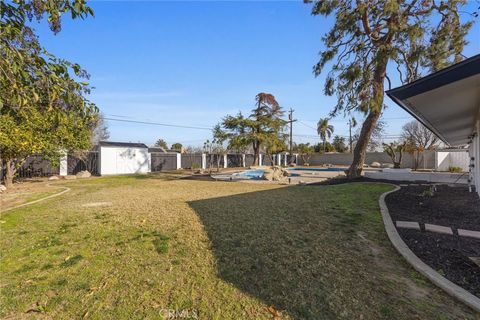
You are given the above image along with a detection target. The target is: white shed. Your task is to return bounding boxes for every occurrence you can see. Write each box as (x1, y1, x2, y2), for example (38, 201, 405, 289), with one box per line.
(99, 141, 151, 175)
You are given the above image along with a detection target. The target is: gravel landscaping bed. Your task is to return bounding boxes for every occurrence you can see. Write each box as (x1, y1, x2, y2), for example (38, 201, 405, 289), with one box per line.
(385, 184, 480, 297)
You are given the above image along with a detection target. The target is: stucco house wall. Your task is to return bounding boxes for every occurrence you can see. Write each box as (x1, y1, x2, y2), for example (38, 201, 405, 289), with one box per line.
(471, 119, 480, 196)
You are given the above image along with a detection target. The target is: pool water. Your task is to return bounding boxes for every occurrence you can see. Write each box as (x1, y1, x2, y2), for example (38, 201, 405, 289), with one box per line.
(232, 169, 301, 180)
(232, 169, 265, 179)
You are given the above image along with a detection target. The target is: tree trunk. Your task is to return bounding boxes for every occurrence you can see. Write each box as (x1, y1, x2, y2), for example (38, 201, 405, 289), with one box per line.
(347, 58, 387, 178)
(253, 143, 259, 166)
(397, 147, 404, 169)
(4, 160, 16, 188)
(347, 110, 381, 178)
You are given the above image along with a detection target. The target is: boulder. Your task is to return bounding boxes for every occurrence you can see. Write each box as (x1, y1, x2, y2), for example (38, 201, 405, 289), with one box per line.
(48, 176, 59, 181)
(262, 166, 289, 182)
(64, 175, 77, 180)
(381, 163, 394, 169)
(370, 161, 381, 168)
(0, 184, 6, 193)
(76, 170, 91, 179)
(262, 169, 274, 181)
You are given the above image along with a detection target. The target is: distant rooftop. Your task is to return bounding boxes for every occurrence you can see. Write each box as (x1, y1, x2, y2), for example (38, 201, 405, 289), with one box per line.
(99, 141, 148, 148)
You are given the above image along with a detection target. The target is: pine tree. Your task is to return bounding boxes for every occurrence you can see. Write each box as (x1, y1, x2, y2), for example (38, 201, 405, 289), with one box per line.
(306, 0, 474, 178)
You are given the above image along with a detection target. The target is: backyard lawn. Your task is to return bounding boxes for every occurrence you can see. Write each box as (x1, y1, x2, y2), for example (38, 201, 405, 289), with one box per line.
(0, 175, 477, 319)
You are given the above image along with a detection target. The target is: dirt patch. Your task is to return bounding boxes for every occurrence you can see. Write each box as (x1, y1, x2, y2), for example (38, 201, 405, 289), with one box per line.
(82, 202, 112, 208)
(386, 185, 480, 297)
(1, 181, 62, 210)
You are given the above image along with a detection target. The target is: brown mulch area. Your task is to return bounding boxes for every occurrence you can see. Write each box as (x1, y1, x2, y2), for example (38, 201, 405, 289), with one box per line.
(386, 184, 480, 297)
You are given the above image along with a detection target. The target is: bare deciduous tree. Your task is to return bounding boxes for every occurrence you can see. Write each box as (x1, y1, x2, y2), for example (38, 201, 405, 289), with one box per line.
(401, 120, 439, 150)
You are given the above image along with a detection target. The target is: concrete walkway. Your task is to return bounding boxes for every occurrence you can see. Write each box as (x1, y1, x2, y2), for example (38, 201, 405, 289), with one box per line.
(395, 221, 480, 239)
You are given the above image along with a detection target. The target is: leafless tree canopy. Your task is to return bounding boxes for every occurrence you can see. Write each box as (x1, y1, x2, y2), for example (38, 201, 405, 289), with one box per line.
(91, 114, 110, 145)
(401, 120, 439, 150)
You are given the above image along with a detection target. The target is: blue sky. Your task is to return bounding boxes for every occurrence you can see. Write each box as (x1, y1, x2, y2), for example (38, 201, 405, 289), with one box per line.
(34, 1, 480, 147)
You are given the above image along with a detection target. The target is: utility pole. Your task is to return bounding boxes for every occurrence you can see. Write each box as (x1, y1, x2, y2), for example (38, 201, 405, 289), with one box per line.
(349, 119, 353, 153)
(288, 108, 297, 161)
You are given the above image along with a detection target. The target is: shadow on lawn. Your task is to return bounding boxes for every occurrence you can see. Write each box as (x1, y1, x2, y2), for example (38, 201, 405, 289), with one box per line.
(187, 185, 382, 319)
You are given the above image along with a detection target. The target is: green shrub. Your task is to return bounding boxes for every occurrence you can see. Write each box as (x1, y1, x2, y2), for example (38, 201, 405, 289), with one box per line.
(191, 162, 201, 170)
(447, 166, 462, 173)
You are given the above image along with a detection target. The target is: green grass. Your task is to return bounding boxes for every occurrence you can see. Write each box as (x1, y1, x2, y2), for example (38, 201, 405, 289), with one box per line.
(0, 175, 477, 319)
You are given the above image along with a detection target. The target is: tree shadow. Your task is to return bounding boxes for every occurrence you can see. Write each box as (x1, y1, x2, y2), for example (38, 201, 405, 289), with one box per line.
(187, 185, 390, 319)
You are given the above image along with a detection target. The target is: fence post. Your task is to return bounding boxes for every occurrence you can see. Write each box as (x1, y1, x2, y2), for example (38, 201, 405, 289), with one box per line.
(176, 153, 181, 170)
(202, 153, 206, 170)
(59, 152, 68, 176)
(223, 154, 228, 168)
(259, 154, 263, 166)
(242, 154, 246, 167)
(147, 153, 152, 173)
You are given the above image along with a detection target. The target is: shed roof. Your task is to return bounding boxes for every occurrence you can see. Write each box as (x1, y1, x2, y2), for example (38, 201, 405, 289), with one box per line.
(99, 141, 148, 148)
(387, 54, 480, 146)
(148, 147, 167, 153)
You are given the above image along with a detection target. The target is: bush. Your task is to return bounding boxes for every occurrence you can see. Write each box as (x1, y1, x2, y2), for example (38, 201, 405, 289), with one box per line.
(448, 166, 463, 173)
(191, 163, 201, 170)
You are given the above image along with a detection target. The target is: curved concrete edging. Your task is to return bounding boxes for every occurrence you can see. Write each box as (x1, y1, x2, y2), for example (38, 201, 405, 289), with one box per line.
(1, 185, 70, 213)
(379, 185, 480, 313)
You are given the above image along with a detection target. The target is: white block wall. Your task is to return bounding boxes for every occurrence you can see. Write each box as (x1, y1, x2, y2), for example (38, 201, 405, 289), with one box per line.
(435, 150, 470, 172)
(100, 146, 150, 175)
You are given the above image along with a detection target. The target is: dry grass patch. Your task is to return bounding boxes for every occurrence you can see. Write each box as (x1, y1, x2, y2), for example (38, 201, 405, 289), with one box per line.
(1, 180, 65, 210)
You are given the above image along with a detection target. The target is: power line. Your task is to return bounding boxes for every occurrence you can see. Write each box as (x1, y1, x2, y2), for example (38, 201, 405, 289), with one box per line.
(104, 115, 403, 140)
(103, 117, 213, 131)
(298, 120, 317, 131)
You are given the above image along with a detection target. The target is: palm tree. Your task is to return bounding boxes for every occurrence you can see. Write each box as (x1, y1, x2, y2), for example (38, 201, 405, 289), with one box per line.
(317, 118, 334, 153)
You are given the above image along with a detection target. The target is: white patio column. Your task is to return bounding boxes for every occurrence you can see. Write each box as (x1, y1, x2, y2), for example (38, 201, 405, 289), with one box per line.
(242, 154, 246, 167)
(147, 153, 152, 173)
(284, 154, 288, 166)
(223, 154, 228, 168)
(277, 154, 281, 166)
(295, 154, 298, 165)
(259, 154, 263, 166)
(201, 153, 207, 170)
(59, 152, 68, 176)
(176, 153, 181, 170)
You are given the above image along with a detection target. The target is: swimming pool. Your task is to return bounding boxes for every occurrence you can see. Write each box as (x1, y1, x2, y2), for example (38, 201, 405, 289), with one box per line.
(287, 167, 345, 172)
(232, 169, 300, 180)
(232, 169, 265, 179)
